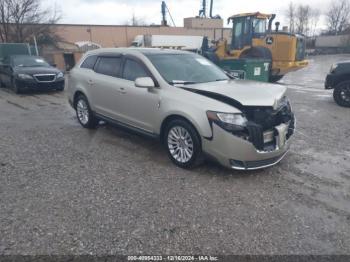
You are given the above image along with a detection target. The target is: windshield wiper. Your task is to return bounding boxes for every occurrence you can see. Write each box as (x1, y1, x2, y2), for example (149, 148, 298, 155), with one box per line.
(169, 80, 197, 85)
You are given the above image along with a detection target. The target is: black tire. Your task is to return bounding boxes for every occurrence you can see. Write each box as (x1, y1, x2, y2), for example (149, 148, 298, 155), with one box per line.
(75, 94, 99, 128)
(12, 78, 21, 94)
(333, 81, 350, 107)
(269, 75, 284, 83)
(164, 119, 204, 169)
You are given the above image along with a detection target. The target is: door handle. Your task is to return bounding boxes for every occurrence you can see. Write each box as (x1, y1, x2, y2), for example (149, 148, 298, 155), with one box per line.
(118, 87, 126, 94)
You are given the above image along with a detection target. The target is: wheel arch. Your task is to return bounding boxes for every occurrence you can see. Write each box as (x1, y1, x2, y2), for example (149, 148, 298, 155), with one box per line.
(159, 114, 203, 146)
(73, 90, 86, 109)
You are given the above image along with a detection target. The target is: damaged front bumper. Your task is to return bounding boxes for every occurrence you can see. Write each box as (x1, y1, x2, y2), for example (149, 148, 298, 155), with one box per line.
(203, 121, 293, 170)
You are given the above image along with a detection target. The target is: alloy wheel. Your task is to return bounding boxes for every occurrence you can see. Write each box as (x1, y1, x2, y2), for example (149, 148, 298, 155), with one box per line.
(167, 126, 194, 163)
(76, 99, 89, 125)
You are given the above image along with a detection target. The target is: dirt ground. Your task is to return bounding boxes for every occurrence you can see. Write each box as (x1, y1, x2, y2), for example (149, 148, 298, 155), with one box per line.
(0, 54, 349, 255)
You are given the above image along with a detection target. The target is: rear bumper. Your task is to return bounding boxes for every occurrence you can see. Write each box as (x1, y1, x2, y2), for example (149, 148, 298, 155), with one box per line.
(272, 60, 309, 76)
(15, 78, 65, 90)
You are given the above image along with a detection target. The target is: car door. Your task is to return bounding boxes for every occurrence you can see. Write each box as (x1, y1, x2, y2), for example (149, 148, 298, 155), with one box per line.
(115, 56, 161, 133)
(88, 55, 125, 120)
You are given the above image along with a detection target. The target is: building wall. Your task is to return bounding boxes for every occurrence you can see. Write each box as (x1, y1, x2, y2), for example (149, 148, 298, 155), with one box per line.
(315, 35, 350, 48)
(52, 24, 231, 48)
(184, 17, 223, 29)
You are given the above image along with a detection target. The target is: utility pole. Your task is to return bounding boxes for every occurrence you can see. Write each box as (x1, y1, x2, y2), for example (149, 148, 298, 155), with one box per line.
(33, 35, 39, 56)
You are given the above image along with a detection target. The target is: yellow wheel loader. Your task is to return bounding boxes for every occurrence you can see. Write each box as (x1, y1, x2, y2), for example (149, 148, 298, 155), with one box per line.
(206, 12, 309, 82)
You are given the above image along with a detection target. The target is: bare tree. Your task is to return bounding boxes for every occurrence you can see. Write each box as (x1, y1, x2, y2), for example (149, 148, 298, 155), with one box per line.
(295, 5, 311, 35)
(0, 0, 61, 44)
(127, 12, 147, 26)
(285, 2, 320, 36)
(326, 0, 350, 35)
(0, 0, 12, 42)
(309, 8, 321, 37)
(286, 2, 295, 34)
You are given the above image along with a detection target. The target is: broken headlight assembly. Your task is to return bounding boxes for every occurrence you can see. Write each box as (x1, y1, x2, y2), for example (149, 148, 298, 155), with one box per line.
(207, 111, 248, 132)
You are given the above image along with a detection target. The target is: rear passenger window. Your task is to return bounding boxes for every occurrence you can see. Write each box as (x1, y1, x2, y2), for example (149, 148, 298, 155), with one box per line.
(123, 59, 149, 81)
(80, 55, 97, 69)
(95, 57, 122, 77)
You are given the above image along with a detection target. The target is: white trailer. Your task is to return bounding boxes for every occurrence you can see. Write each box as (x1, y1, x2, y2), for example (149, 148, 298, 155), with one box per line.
(131, 35, 206, 52)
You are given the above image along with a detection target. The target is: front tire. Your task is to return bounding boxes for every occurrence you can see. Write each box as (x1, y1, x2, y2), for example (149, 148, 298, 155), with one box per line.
(164, 119, 203, 169)
(333, 81, 350, 107)
(75, 94, 99, 128)
(12, 78, 21, 94)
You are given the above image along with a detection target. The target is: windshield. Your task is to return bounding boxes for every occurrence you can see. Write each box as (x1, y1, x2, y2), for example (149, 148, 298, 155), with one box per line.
(12, 56, 50, 67)
(252, 18, 266, 34)
(146, 53, 229, 84)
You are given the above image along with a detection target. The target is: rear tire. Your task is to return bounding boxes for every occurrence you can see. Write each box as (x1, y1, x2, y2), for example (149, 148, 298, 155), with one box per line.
(164, 119, 204, 169)
(333, 81, 350, 107)
(75, 94, 99, 128)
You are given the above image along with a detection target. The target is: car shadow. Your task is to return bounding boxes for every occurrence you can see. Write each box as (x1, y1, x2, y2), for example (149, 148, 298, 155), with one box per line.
(97, 121, 271, 179)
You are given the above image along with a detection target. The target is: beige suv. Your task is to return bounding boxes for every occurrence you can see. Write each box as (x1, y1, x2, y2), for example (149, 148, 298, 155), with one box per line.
(67, 48, 295, 170)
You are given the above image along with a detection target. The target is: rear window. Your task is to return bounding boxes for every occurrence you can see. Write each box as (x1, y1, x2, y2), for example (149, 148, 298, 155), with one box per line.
(80, 55, 97, 69)
(94, 56, 122, 77)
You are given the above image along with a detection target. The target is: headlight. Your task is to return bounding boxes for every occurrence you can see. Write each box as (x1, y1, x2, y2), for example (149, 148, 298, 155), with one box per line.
(330, 64, 338, 73)
(207, 111, 247, 132)
(57, 72, 64, 78)
(17, 73, 33, 80)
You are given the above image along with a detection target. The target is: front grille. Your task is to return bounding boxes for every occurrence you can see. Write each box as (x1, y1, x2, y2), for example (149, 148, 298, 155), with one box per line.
(242, 101, 294, 150)
(34, 74, 56, 82)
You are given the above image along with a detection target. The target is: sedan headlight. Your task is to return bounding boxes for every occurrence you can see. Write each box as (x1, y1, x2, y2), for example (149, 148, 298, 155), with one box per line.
(207, 111, 247, 132)
(17, 73, 33, 80)
(330, 64, 338, 73)
(57, 72, 64, 78)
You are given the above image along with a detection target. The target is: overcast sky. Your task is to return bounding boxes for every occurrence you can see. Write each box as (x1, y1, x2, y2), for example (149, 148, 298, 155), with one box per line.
(42, 0, 330, 28)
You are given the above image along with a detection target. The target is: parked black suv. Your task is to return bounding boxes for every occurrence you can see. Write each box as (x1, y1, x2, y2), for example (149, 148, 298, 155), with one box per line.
(325, 60, 350, 107)
(0, 55, 64, 94)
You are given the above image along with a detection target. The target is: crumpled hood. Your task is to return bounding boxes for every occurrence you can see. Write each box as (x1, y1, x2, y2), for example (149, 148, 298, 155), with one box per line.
(184, 79, 287, 107)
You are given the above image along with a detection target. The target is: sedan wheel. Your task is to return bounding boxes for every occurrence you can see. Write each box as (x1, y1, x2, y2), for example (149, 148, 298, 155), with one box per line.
(75, 95, 98, 128)
(165, 119, 203, 168)
(12, 79, 21, 94)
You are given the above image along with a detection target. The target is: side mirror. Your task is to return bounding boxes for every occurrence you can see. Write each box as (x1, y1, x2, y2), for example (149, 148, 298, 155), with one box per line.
(135, 77, 155, 88)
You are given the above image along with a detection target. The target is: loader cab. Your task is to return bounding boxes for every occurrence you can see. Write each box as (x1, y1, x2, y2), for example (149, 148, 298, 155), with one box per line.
(229, 13, 273, 50)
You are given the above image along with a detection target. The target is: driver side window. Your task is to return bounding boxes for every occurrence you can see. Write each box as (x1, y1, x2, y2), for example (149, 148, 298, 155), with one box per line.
(122, 59, 150, 81)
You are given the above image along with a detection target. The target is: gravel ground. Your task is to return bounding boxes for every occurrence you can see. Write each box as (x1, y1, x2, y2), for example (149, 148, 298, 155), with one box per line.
(0, 55, 349, 255)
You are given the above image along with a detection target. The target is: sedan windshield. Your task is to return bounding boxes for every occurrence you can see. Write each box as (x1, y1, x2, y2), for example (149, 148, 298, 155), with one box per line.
(12, 56, 50, 67)
(146, 53, 229, 85)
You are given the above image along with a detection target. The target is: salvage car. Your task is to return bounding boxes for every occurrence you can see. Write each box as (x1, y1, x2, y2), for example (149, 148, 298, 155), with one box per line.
(67, 48, 295, 170)
(325, 60, 350, 107)
(0, 55, 65, 93)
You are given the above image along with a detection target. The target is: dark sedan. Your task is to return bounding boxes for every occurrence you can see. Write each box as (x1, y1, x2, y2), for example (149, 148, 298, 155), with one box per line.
(0, 55, 65, 94)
